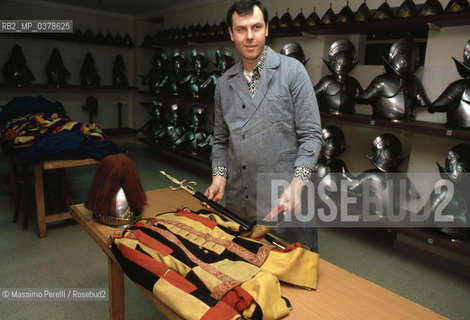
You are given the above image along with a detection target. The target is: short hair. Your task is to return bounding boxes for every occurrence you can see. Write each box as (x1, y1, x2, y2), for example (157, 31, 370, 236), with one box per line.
(226, 0, 269, 29)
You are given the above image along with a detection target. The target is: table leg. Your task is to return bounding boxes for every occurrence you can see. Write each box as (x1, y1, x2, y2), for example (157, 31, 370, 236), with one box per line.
(34, 164, 46, 238)
(108, 257, 125, 320)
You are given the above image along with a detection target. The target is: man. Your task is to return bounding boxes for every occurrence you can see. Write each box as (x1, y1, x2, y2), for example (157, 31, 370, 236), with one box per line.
(204, 0, 322, 251)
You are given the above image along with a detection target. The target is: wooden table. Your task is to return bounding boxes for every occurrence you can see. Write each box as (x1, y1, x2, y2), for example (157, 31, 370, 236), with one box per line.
(70, 188, 448, 320)
(35, 158, 98, 238)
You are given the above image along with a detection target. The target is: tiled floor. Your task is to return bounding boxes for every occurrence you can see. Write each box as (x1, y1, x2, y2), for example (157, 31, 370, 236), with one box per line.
(0, 145, 469, 320)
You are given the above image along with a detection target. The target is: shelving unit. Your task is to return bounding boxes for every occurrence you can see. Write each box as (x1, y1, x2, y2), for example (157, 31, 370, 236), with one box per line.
(320, 112, 470, 140)
(138, 10, 470, 259)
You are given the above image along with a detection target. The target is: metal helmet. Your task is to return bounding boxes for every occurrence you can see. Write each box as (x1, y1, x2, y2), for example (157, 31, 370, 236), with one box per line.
(279, 9, 294, 29)
(191, 48, 208, 70)
(437, 143, 470, 183)
(354, 1, 372, 22)
(325, 40, 358, 76)
(292, 9, 307, 29)
(270, 12, 280, 32)
(337, 1, 355, 23)
(168, 103, 183, 124)
(321, 126, 347, 159)
(373, 1, 394, 20)
(93, 188, 141, 227)
(418, 0, 444, 16)
(387, 38, 420, 78)
(445, 0, 470, 13)
(396, 0, 419, 18)
(280, 42, 307, 65)
(306, 7, 321, 27)
(366, 133, 407, 172)
(321, 4, 337, 24)
(190, 105, 206, 127)
(452, 39, 470, 78)
(215, 47, 234, 72)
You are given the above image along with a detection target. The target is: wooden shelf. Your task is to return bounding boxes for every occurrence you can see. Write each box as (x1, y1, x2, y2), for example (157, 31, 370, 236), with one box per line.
(320, 112, 470, 140)
(390, 228, 470, 258)
(142, 11, 470, 46)
(0, 33, 134, 49)
(0, 84, 139, 91)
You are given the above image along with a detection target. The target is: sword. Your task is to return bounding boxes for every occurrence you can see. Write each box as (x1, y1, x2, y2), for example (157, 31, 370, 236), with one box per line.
(159, 171, 290, 248)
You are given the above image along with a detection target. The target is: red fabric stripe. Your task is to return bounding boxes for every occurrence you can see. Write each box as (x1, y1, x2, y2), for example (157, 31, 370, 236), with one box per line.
(272, 242, 302, 253)
(201, 301, 239, 320)
(118, 243, 168, 277)
(162, 270, 197, 293)
(131, 229, 173, 256)
(221, 287, 253, 312)
(175, 210, 218, 229)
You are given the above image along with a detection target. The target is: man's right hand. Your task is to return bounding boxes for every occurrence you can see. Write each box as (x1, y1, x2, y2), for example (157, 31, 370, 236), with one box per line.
(202, 176, 227, 209)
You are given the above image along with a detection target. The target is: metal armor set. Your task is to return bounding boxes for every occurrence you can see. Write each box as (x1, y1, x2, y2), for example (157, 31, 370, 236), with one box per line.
(314, 40, 363, 114)
(357, 38, 430, 120)
(184, 105, 210, 154)
(163, 103, 187, 147)
(418, 144, 470, 240)
(143, 50, 169, 95)
(184, 49, 208, 99)
(313, 126, 349, 206)
(428, 39, 470, 130)
(200, 47, 234, 101)
(343, 134, 418, 217)
(141, 100, 167, 142)
(80, 52, 101, 86)
(167, 49, 188, 97)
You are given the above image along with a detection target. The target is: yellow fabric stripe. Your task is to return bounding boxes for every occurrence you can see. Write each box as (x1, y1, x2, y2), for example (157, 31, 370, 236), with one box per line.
(241, 271, 290, 320)
(260, 247, 319, 289)
(153, 278, 210, 320)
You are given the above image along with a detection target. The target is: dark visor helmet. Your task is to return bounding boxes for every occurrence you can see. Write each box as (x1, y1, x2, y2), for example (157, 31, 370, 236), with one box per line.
(396, 0, 419, 18)
(337, 1, 355, 23)
(385, 38, 420, 78)
(445, 0, 470, 13)
(321, 126, 348, 159)
(321, 4, 337, 24)
(280, 42, 308, 65)
(453, 39, 470, 78)
(366, 133, 407, 172)
(270, 12, 280, 32)
(190, 105, 206, 127)
(279, 9, 293, 29)
(324, 40, 358, 76)
(293, 9, 307, 28)
(418, 0, 444, 16)
(373, 1, 394, 20)
(354, 1, 372, 22)
(306, 7, 321, 27)
(437, 144, 470, 183)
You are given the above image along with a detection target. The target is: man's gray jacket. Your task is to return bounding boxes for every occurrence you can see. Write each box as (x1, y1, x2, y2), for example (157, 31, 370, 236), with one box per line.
(211, 46, 322, 222)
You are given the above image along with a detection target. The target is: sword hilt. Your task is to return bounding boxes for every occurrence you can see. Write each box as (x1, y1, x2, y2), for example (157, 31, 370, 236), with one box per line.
(160, 171, 197, 194)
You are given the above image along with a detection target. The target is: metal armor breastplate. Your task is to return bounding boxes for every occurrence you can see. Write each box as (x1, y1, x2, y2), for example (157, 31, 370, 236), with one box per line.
(448, 88, 470, 129)
(188, 72, 207, 98)
(168, 73, 186, 96)
(323, 80, 358, 114)
(374, 78, 417, 120)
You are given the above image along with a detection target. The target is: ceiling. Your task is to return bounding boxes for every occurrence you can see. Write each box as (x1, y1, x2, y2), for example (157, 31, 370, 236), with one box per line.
(21, 0, 221, 17)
